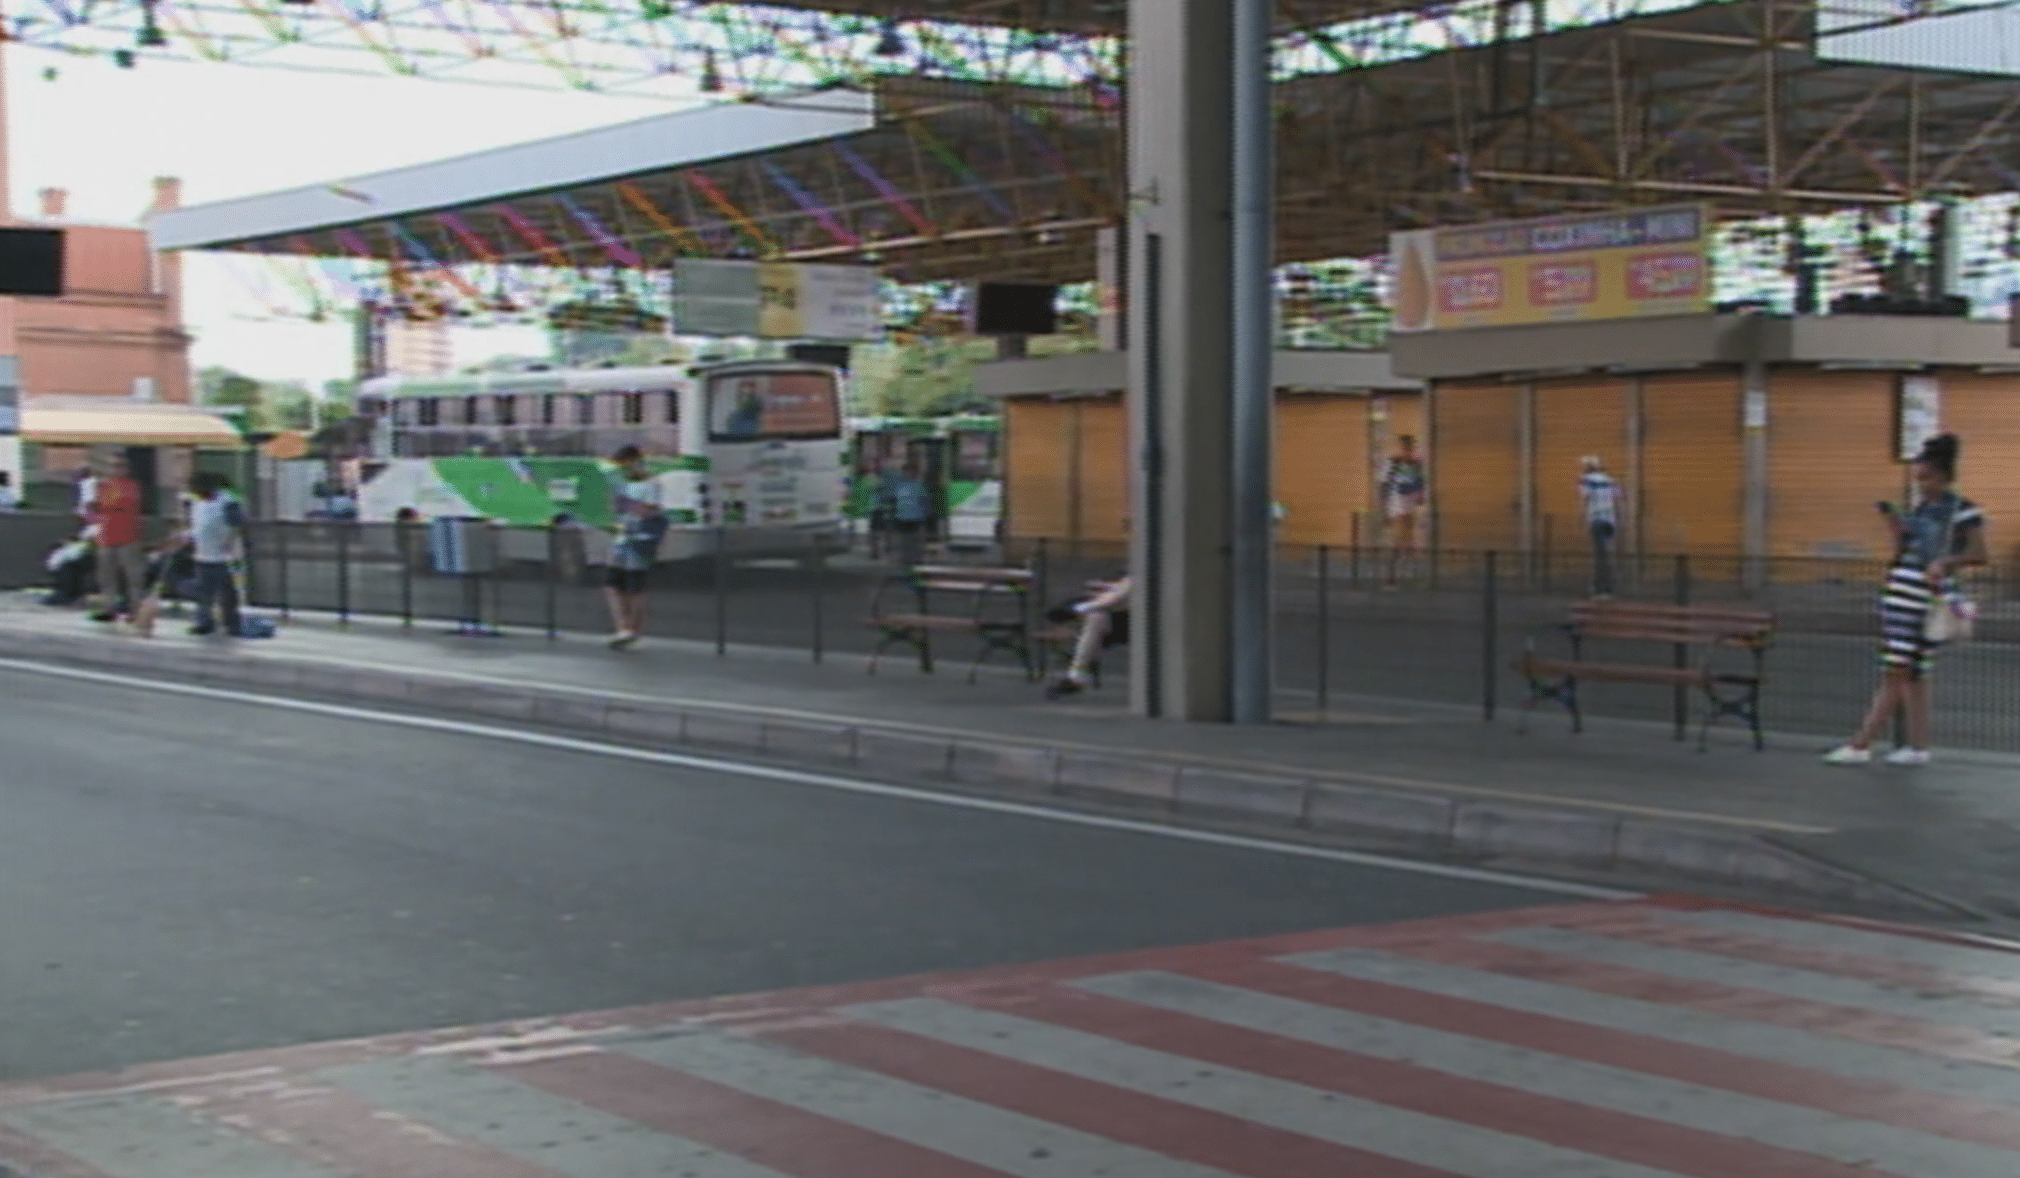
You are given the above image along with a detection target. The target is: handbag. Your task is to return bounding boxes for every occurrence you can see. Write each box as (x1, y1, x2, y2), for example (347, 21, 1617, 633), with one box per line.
(1921, 500, 1977, 644)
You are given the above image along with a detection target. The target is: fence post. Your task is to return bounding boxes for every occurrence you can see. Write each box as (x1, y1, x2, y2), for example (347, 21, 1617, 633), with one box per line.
(713, 525, 729, 657)
(1033, 537, 1052, 677)
(276, 522, 291, 621)
(545, 522, 560, 641)
(1348, 514, 1362, 587)
(1315, 544, 1331, 717)
(399, 521, 414, 629)
(809, 530, 826, 665)
(335, 523, 352, 627)
(1672, 553, 1691, 741)
(1482, 550, 1499, 722)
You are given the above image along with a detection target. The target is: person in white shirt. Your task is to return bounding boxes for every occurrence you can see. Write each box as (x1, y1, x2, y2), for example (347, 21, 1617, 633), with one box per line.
(1580, 455, 1624, 598)
(1044, 576, 1131, 699)
(185, 472, 247, 636)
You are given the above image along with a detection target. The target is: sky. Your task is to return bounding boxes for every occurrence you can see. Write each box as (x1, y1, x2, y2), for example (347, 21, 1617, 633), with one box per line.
(4, 44, 684, 387)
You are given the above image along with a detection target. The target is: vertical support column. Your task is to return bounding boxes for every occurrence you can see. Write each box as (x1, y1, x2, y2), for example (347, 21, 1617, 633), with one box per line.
(1128, 0, 1272, 722)
(1228, 0, 1276, 724)
(1096, 224, 1128, 353)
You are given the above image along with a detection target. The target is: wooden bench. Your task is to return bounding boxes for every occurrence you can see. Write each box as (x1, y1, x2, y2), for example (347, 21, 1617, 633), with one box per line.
(1517, 600, 1776, 750)
(867, 564, 1037, 681)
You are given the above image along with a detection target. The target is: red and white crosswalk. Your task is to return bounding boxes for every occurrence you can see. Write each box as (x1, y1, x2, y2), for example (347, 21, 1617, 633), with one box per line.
(7, 898, 2020, 1177)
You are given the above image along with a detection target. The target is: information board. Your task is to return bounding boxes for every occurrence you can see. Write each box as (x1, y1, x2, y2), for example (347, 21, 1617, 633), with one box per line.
(1389, 204, 1710, 333)
(673, 259, 879, 340)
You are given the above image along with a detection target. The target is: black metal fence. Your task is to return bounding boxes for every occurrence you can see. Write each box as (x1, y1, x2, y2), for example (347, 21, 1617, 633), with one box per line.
(5, 510, 2017, 752)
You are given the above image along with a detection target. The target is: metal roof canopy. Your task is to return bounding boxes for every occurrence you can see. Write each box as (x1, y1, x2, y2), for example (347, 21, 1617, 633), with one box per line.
(151, 0, 2020, 289)
(148, 86, 877, 253)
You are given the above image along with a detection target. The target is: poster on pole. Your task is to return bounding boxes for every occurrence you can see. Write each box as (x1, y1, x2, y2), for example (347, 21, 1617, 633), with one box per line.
(675, 260, 879, 340)
(1389, 203, 1710, 333)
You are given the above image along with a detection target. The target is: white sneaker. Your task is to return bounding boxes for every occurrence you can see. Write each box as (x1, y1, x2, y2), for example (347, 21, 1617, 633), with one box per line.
(1884, 747, 1932, 766)
(1822, 745, 1873, 765)
(607, 631, 638, 650)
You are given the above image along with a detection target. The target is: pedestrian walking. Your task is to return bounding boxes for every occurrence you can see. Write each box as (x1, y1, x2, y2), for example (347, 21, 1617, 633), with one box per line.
(1044, 576, 1132, 700)
(0, 470, 17, 512)
(1580, 455, 1624, 597)
(87, 456, 145, 624)
(1825, 433, 1986, 766)
(1379, 435, 1427, 587)
(604, 445, 667, 650)
(885, 462, 933, 569)
(186, 471, 247, 638)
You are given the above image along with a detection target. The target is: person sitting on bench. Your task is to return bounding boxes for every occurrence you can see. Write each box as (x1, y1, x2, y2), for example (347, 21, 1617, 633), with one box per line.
(1045, 576, 1131, 700)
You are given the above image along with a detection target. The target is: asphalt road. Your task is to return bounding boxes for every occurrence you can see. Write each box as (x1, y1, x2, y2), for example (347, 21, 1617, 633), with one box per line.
(0, 666, 1571, 1084)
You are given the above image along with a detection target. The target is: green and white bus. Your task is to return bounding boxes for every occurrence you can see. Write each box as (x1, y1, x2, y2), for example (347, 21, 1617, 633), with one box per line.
(325, 360, 848, 561)
(846, 414, 1002, 550)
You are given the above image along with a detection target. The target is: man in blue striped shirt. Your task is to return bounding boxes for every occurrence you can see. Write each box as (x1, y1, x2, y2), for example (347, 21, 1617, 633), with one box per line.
(1580, 456, 1623, 598)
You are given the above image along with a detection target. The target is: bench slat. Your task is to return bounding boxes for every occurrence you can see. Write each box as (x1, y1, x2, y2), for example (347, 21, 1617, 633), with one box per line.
(1521, 657, 1712, 687)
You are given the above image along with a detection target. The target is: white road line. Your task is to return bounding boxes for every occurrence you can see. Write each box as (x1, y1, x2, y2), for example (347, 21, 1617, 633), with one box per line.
(0, 656, 1631, 900)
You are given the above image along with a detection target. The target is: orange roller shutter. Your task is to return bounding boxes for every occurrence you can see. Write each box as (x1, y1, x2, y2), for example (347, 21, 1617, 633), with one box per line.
(1005, 398, 1074, 542)
(1532, 378, 1629, 555)
(1429, 381, 1521, 549)
(1938, 373, 2020, 563)
(1076, 396, 1129, 544)
(1766, 369, 1897, 560)
(1640, 373, 1742, 555)
(1276, 395, 1369, 546)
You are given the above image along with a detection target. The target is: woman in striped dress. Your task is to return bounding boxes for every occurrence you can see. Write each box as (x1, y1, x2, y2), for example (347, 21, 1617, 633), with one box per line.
(1825, 434, 1986, 766)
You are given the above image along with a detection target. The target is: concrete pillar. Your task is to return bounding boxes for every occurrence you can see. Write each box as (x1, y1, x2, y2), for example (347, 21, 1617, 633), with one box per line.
(1127, 0, 1273, 721)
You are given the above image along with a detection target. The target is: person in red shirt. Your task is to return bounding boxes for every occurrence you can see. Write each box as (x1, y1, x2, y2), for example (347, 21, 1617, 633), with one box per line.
(89, 456, 146, 623)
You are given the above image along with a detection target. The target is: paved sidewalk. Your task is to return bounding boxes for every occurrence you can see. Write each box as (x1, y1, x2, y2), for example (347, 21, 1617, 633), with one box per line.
(3, 594, 2017, 922)
(8, 897, 2020, 1178)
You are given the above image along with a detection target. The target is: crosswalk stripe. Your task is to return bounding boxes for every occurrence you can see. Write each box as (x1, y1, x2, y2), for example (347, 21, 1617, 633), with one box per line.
(499, 1047, 1013, 1178)
(1202, 953, 2020, 1153)
(751, 1011, 1449, 1178)
(1636, 908, 2020, 1006)
(1491, 924, 2020, 1040)
(0, 1095, 345, 1178)
(850, 994, 1694, 1178)
(1081, 969, 2017, 1178)
(1404, 932, 2019, 1068)
(319, 1054, 800, 1178)
(1293, 946, 2020, 1110)
(616, 1026, 1248, 1178)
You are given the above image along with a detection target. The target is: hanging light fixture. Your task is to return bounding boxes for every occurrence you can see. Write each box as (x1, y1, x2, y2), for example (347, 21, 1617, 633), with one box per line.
(699, 47, 722, 93)
(136, 0, 166, 46)
(873, 18, 905, 57)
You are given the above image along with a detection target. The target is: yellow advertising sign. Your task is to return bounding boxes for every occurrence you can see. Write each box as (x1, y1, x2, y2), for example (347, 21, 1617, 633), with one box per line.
(1389, 203, 1710, 333)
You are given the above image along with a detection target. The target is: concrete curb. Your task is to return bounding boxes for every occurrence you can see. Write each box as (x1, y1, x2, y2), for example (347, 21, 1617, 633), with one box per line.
(0, 626, 1965, 918)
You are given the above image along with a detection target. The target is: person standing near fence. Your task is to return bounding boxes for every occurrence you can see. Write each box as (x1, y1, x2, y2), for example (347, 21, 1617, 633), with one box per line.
(1580, 456, 1624, 598)
(0, 471, 17, 511)
(1825, 434, 1986, 767)
(1379, 435, 1427, 587)
(186, 471, 247, 638)
(87, 456, 145, 625)
(885, 462, 932, 569)
(604, 445, 667, 651)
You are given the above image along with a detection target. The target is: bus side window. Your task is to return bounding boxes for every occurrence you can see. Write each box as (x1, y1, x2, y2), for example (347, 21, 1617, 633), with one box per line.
(541, 394, 558, 426)
(576, 394, 596, 426)
(418, 397, 441, 427)
(622, 392, 644, 426)
(664, 391, 681, 424)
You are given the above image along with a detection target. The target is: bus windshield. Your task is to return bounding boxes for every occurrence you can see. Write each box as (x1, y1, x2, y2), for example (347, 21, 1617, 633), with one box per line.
(707, 371, 841, 442)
